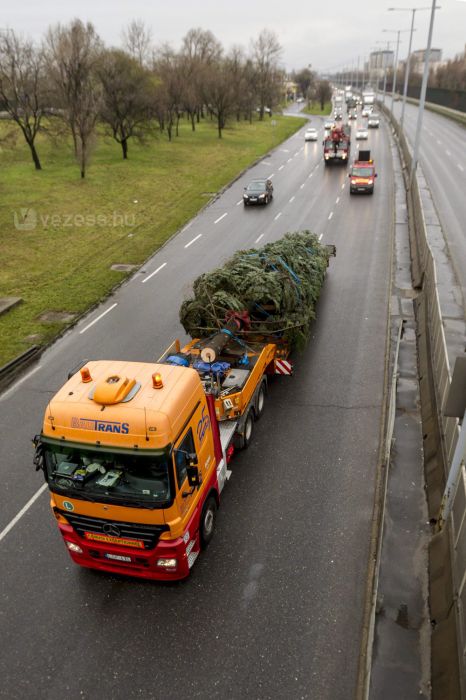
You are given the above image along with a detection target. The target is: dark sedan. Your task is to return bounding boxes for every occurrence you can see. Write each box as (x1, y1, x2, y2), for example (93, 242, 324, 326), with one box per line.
(243, 179, 274, 206)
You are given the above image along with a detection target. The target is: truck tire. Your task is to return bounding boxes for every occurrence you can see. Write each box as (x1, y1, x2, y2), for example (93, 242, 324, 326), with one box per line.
(255, 381, 267, 420)
(200, 496, 217, 549)
(235, 408, 254, 449)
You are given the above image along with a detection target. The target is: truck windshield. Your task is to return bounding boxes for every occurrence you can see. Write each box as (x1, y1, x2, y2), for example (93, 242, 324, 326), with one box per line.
(352, 167, 373, 177)
(44, 442, 172, 507)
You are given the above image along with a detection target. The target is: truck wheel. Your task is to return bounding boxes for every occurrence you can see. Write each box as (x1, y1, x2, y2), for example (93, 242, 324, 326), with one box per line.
(200, 496, 217, 549)
(243, 409, 254, 447)
(255, 382, 267, 420)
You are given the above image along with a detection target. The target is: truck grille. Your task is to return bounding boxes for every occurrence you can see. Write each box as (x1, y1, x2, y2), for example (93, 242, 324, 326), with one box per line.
(59, 511, 168, 550)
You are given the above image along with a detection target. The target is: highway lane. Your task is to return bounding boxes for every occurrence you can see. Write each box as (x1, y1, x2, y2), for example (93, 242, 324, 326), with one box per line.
(0, 114, 394, 699)
(391, 100, 466, 301)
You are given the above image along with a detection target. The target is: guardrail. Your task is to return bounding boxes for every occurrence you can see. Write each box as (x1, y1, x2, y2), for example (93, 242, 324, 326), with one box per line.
(380, 102, 466, 695)
(0, 345, 42, 392)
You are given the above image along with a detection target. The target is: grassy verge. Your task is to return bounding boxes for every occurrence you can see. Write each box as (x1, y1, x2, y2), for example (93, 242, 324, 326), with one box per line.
(0, 114, 306, 366)
(302, 101, 332, 116)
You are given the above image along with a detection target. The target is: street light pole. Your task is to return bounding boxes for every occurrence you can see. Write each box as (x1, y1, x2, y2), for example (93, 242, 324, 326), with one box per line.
(410, 0, 441, 180)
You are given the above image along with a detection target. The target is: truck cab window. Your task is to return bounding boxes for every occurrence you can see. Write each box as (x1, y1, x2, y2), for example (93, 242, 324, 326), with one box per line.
(175, 429, 196, 489)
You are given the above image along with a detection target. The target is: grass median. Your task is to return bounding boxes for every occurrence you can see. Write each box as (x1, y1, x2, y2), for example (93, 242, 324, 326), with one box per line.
(0, 114, 306, 366)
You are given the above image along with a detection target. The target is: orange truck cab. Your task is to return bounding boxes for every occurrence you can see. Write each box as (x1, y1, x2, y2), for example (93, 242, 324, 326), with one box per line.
(349, 150, 377, 194)
(34, 330, 293, 581)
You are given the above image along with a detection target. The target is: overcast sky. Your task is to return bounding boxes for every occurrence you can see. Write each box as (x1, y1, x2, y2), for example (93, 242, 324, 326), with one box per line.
(2, 0, 465, 71)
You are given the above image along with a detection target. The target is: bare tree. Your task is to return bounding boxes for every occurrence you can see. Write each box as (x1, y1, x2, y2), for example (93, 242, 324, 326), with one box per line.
(202, 58, 235, 138)
(121, 19, 152, 67)
(181, 28, 222, 125)
(315, 80, 332, 110)
(98, 49, 155, 158)
(251, 29, 283, 120)
(0, 30, 46, 170)
(46, 20, 102, 178)
(153, 47, 184, 140)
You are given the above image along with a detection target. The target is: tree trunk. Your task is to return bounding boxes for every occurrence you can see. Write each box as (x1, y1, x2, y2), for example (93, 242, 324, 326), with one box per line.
(217, 116, 222, 139)
(121, 138, 128, 159)
(30, 141, 42, 171)
(190, 112, 196, 131)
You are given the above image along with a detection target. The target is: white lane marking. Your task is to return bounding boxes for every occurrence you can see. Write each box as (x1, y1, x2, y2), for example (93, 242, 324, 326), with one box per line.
(0, 364, 42, 401)
(280, 149, 290, 153)
(181, 222, 192, 233)
(269, 174, 275, 179)
(185, 233, 202, 248)
(341, 183, 345, 190)
(300, 184, 305, 189)
(318, 233, 323, 241)
(308, 173, 313, 179)
(274, 212, 282, 221)
(446, 150, 452, 157)
(0, 483, 48, 543)
(255, 233, 264, 243)
(437, 140, 442, 145)
(262, 161, 272, 166)
(287, 158, 293, 163)
(336, 197, 340, 204)
(289, 196, 295, 203)
(214, 212, 228, 224)
(79, 303, 118, 334)
(328, 212, 333, 220)
(458, 164, 465, 172)
(278, 165, 284, 171)
(142, 262, 167, 284)
(236, 200, 243, 206)
(294, 151, 300, 156)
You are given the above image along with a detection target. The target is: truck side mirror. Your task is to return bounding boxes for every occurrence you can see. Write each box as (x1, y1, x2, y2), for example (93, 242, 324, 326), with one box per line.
(186, 466, 200, 488)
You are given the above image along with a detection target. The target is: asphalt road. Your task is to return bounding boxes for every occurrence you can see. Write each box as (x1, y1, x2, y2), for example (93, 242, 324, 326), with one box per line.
(0, 107, 394, 699)
(391, 99, 466, 302)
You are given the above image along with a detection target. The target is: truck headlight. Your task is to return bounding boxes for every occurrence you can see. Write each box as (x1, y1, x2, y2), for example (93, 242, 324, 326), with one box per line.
(157, 558, 177, 568)
(66, 541, 83, 554)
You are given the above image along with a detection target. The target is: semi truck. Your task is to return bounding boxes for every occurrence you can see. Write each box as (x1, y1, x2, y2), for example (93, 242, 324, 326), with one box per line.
(323, 124, 351, 165)
(34, 242, 335, 581)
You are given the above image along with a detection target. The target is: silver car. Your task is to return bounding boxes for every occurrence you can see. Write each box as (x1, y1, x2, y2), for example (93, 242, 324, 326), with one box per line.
(355, 128, 369, 140)
(304, 128, 318, 141)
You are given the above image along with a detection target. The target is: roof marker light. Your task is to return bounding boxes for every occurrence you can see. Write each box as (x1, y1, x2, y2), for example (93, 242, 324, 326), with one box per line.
(152, 373, 163, 389)
(80, 367, 92, 383)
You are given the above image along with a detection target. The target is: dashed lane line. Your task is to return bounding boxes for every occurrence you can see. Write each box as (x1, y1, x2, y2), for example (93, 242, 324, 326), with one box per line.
(328, 212, 333, 220)
(255, 233, 264, 243)
(458, 164, 465, 172)
(185, 233, 202, 248)
(79, 303, 118, 334)
(0, 483, 48, 544)
(236, 200, 243, 206)
(289, 196, 295, 203)
(300, 184, 305, 189)
(336, 197, 340, 204)
(318, 233, 323, 241)
(274, 212, 282, 221)
(214, 212, 228, 224)
(269, 174, 275, 179)
(142, 262, 167, 284)
(278, 165, 284, 171)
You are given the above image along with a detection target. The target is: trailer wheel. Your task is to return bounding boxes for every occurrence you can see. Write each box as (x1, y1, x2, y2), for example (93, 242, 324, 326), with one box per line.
(255, 382, 267, 421)
(243, 409, 254, 448)
(200, 496, 217, 549)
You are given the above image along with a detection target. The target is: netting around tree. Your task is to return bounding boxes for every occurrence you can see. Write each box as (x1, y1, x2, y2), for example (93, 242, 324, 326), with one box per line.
(179, 231, 331, 350)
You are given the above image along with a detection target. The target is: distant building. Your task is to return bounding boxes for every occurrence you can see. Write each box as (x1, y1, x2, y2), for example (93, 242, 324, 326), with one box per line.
(410, 48, 443, 74)
(369, 51, 394, 79)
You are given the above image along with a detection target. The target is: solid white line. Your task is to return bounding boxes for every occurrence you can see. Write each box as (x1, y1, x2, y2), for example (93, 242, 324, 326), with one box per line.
(214, 212, 228, 224)
(236, 200, 243, 206)
(142, 262, 167, 284)
(274, 212, 282, 221)
(0, 364, 42, 401)
(278, 165, 284, 171)
(181, 222, 192, 234)
(318, 233, 323, 241)
(0, 483, 48, 543)
(185, 233, 202, 248)
(289, 196, 295, 203)
(336, 197, 340, 204)
(458, 164, 465, 172)
(300, 184, 305, 189)
(255, 233, 264, 243)
(328, 212, 333, 220)
(79, 303, 118, 334)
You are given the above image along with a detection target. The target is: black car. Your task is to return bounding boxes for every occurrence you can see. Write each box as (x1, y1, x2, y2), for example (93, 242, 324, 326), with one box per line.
(243, 179, 273, 206)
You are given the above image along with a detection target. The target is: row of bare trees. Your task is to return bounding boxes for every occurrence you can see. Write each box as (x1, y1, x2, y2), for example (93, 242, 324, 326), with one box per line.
(0, 21, 284, 177)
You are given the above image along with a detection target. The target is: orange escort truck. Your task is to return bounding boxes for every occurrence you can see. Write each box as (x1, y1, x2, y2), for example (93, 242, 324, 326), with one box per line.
(34, 240, 335, 581)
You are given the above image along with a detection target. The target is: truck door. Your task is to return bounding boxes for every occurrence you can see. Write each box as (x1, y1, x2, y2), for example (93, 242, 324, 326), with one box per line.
(173, 428, 199, 519)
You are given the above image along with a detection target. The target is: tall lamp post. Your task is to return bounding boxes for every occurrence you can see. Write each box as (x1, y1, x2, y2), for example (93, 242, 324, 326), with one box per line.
(382, 29, 409, 111)
(388, 6, 434, 129)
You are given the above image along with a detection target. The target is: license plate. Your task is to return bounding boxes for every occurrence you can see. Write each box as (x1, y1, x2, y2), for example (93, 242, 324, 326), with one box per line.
(104, 553, 132, 562)
(250, 197, 257, 201)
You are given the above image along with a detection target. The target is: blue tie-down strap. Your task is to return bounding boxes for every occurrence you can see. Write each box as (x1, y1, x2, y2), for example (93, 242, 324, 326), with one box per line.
(193, 360, 231, 378)
(166, 355, 190, 367)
